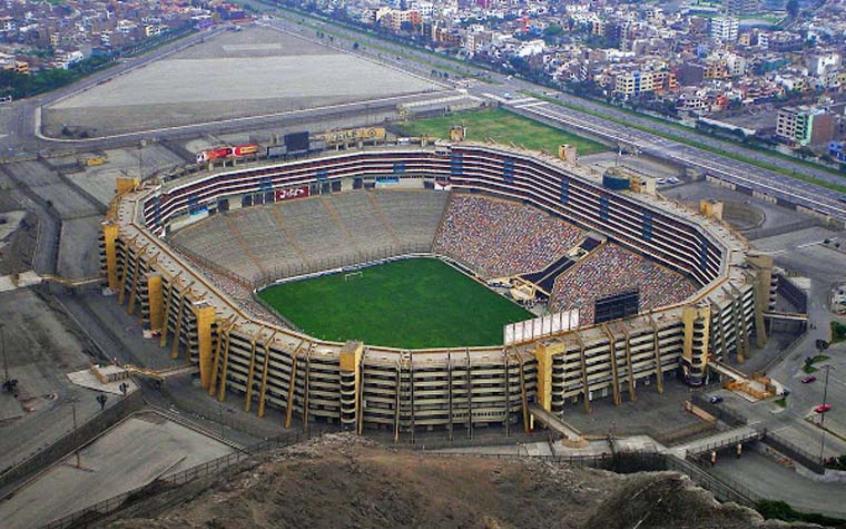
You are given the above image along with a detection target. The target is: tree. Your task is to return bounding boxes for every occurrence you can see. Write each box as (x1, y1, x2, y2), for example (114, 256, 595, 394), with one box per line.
(804, 356, 815, 372)
(786, 0, 799, 18)
(352, 42, 359, 50)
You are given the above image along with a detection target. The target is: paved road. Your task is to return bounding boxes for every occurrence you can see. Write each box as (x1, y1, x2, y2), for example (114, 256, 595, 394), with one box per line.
(493, 95, 846, 223)
(4, 3, 846, 223)
(253, 6, 846, 223)
(711, 451, 846, 518)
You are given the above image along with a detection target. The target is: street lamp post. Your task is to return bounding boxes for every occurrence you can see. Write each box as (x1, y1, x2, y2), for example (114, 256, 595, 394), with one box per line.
(819, 364, 836, 463)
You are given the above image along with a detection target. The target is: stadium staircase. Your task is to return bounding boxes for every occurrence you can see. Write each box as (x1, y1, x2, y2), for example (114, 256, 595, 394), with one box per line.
(321, 196, 361, 256)
(224, 215, 268, 276)
(269, 207, 311, 268)
(519, 235, 606, 296)
(432, 191, 455, 248)
(367, 192, 402, 247)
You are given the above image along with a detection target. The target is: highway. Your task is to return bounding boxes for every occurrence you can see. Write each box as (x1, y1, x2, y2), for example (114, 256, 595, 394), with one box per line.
(496, 95, 846, 222)
(249, 6, 846, 223)
(3, 5, 846, 225)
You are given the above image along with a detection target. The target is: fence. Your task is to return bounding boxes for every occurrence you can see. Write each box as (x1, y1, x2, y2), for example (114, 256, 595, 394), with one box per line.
(665, 454, 761, 507)
(683, 429, 764, 459)
(762, 431, 824, 474)
(43, 437, 770, 529)
(249, 243, 434, 289)
(169, 241, 254, 287)
(690, 393, 748, 427)
(421, 448, 759, 505)
(0, 391, 145, 494)
(41, 431, 308, 529)
(418, 450, 667, 473)
(744, 218, 821, 241)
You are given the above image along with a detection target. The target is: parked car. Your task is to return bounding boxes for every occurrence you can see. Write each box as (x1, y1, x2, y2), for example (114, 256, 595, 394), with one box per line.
(802, 375, 817, 384)
(814, 404, 832, 414)
(709, 396, 724, 404)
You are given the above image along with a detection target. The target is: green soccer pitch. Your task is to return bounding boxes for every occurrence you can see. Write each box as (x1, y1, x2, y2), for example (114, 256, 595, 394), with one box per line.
(257, 258, 532, 349)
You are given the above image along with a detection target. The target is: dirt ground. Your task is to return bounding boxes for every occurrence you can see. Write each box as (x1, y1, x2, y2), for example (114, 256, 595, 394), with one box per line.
(100, 434, 808, 529)
(43, 26, 442, 137)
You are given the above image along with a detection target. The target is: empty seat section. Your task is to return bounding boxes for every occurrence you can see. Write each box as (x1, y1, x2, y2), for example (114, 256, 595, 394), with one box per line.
(374, 191, 449, 250)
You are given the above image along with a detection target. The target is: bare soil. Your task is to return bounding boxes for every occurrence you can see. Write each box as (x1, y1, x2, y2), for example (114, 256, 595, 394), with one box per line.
(100, 434, 811, 529)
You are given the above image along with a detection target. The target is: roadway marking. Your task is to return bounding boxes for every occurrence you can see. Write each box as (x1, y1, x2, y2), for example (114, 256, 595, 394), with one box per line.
(797, 241, 825, 249)
(481, 92, 508, 103)
(513, 101, 546, 109)
(515, 103, 846, 218)
(507, 98, 536, 106)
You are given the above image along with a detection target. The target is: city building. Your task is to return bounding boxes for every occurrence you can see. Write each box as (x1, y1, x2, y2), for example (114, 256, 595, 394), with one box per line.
(776, 106, 836, 147)
(710, 16, 739, 42)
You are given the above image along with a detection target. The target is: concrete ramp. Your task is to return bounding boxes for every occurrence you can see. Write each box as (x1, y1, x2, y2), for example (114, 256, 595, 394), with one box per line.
(528, 404, 587, 447)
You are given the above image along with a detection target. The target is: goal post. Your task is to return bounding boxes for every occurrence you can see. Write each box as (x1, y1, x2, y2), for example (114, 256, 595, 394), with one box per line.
(344, 271, 363, 282)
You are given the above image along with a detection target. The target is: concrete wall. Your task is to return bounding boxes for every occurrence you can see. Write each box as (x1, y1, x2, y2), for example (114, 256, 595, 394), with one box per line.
(0, 390, 145, 495)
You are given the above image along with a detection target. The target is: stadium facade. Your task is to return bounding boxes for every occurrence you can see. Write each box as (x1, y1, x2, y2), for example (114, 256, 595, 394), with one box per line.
(100, 142, 773, 439)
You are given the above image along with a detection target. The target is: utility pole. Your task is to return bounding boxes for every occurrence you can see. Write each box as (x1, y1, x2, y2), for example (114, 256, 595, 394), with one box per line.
(138, 139, 146, 180)
(0, 323, 7, 382)
(819, 364, 836, 463)
(72, 404, 80, 469)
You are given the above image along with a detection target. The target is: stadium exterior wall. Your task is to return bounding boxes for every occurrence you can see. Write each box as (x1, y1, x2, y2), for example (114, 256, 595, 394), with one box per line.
(99, 143, 763, 438)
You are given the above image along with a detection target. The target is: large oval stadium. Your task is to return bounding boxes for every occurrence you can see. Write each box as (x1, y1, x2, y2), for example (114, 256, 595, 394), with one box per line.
(100, 141, 770, 439)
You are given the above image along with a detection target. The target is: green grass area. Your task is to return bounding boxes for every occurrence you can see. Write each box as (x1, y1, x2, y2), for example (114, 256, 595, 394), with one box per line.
(524, 91, 846, 195)
(397, 108, 607, 156)
(258, 258, 532, 348)
(803, 354, 830, 373)
(831, 321, 846, 343)
(774, 397, 787, 408)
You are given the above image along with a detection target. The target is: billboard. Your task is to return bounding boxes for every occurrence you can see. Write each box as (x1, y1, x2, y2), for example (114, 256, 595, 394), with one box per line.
(274, 186, 310, 202)
(284, 132, 310, 154)
(319, 127, 386, 146)
(594, 290, 640, 324)
(504, 310, 580, 345)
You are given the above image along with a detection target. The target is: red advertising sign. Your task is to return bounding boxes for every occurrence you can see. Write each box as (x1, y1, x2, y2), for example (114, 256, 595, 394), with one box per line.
(275, 186, 310, 202)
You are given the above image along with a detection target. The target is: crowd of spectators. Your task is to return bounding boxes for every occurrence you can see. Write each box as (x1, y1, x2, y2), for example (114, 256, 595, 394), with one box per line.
(551, 243, 697, 324)
(434, 194, 584, 279)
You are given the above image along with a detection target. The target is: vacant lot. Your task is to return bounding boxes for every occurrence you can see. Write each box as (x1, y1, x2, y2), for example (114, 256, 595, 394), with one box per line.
(43, 26, 445, 137)
(258, 258, 531, 348)
(398, 108, 607, 155)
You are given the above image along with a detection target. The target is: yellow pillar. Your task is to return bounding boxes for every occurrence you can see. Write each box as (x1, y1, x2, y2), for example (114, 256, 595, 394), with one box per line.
(683, 304, 711, 386)
(101, 223, 120, 291)
(747, 253, 774, 348)
(339, 341, 364, 430)
(649, 317, 664, 394)
(115, 176, 139, 195)
(244, 334, 260, 412)
(602, 324, 621, 406)
(147, 274, 164, 332)
(257, 332, 277, 418)
(194, 302, 216, 389)
(533, 343, 553, 412)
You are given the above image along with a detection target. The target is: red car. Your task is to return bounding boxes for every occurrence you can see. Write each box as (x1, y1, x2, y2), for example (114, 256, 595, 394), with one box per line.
(814, 404, 832, 414)
(802, 375, 817, 384)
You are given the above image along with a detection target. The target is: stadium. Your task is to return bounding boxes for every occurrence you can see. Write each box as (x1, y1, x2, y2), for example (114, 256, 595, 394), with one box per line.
(100, 140, 773, 440)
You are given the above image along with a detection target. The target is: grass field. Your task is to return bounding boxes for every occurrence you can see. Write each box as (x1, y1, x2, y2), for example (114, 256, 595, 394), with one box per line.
(397, 108, 607, 156)
(258, 258, 532, 348)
